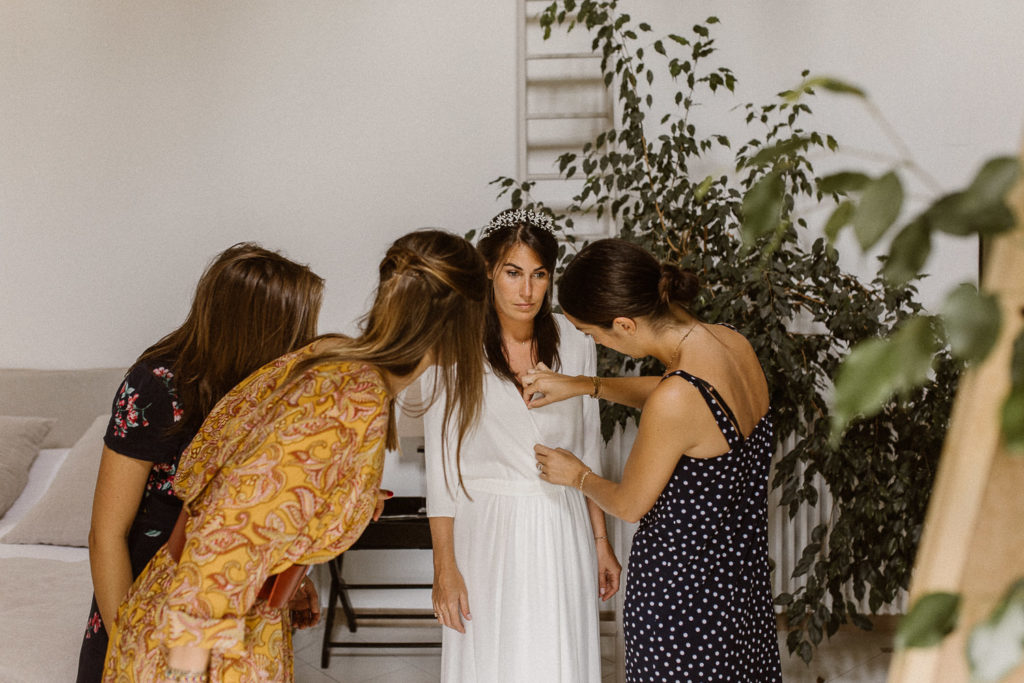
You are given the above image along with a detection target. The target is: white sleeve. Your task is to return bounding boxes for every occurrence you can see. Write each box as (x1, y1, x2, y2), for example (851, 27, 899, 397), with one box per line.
(579, 335, 604, 478)
(421, 368, 461, 517)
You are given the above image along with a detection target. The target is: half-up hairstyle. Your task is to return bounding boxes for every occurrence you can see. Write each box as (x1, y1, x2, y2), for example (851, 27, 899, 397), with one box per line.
(139, 242, 324, 434)
(477, 209, 560, 387)
(558, 238, 700, 327)
(287, 230, 487, 484)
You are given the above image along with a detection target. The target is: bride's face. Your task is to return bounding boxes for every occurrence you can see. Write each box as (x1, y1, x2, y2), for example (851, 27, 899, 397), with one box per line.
(490, 243, 550, 327)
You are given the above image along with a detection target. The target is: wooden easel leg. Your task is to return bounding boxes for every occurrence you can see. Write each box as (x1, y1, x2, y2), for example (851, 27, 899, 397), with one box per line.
(889, 145, 1024, 682)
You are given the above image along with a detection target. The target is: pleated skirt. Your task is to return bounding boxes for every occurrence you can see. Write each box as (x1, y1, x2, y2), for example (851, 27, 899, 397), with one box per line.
(442, 478, 602, 683)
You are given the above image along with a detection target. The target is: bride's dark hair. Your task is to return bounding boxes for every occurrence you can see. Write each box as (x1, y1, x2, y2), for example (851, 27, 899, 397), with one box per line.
(477, 210, 561, 387)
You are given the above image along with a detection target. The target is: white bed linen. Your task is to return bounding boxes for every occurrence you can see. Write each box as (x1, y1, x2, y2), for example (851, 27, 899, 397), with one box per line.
(0, 447, 93, 682)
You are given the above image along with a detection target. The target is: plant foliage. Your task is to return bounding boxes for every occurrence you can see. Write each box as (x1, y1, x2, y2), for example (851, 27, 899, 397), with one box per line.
(490, 0, 969, 662)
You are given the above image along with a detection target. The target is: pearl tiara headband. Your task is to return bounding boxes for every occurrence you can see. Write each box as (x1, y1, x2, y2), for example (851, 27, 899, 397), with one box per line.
(481, 209, 557, 238)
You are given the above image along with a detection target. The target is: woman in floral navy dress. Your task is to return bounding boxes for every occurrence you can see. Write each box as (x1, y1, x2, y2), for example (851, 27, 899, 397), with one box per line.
(528, 239, 782, 682)
(76, 243, 324, 683)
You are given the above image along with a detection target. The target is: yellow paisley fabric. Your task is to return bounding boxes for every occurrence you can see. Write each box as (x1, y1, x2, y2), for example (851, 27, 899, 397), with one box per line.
(102, 339, 390, 683)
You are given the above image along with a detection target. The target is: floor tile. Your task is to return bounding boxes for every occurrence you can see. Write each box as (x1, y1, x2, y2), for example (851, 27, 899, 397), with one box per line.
(828, 651, 892, 682)
(405, 654, 442, 677)
(294, 658, 343, 683)
(301, 653, 415, 683)
(361, 665, 438, 683)
(296, 615, 897, 683)
(292, 620, 328, 658)
(778, 627, 893, 682)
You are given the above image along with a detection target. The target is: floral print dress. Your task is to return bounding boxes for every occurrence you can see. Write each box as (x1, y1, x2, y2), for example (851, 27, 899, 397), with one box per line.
(102, 340, 390, 683)
(77, 360, 195, 683)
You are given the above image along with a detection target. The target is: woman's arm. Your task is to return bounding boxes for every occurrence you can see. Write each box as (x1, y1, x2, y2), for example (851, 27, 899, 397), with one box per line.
(164, 646, 210, 679)
(88, 446, 153, 630)
(521, 363, 660, 410)
(429, 516, 471, 633)
(537, 381, 702, 523)
(585, 499, 620, 601)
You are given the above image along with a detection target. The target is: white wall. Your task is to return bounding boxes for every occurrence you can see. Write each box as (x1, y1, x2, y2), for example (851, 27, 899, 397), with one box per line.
(1, 1, 518, 368)
(3, 2, 1022, 368)
(626, 0, 1024, 308)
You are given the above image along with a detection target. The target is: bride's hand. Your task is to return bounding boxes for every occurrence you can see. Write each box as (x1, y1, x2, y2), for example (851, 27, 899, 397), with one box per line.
(521, 363, 592, 408)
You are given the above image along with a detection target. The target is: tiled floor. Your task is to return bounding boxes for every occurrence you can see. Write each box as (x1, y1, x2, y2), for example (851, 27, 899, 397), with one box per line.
(292, 614, 894, 682)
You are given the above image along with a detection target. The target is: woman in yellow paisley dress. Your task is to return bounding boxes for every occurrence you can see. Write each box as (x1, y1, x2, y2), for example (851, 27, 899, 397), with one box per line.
(102, 230, 487, 683)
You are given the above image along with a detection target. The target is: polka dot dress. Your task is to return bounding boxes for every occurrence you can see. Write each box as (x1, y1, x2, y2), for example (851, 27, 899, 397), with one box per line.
(623, 369, 782, 682)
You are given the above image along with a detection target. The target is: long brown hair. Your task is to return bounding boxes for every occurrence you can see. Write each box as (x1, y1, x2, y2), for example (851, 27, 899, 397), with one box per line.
(139, 242, 324, 433)
(477, 211, 561, 387)
(287, 230, 487, 485)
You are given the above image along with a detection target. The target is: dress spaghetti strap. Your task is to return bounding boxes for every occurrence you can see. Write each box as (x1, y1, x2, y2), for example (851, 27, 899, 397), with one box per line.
(661, 369, 744, 449)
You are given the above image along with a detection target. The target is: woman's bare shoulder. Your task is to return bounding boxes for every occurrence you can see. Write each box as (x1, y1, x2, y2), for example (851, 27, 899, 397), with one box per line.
(645, 373, 707, 417)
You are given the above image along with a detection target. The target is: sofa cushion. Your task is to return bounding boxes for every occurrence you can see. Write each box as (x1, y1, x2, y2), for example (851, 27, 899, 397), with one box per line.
(1, 415, 106, 546)
(0, 416, 54, 518)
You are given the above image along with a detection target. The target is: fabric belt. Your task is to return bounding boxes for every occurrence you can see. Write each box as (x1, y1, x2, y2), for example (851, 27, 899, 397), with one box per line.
(464, 477, 562, 497)
(166, 509, 307, 609)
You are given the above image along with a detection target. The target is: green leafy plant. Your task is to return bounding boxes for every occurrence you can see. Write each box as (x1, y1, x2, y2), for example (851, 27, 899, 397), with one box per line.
(895, 592, 960, 650)
(764, 79, 1023, 680)
(490, 0, 968, 663)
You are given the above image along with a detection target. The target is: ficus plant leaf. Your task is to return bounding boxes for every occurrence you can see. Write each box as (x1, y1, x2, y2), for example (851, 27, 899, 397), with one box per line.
(694, 174, 714, 201)
(940, 283, 1001, 364)
(1010, 330, 1024, 386)
(966, 156, 1021, 207)
(783, 76, 867, 101)
(823, 201, 854, 244)
(895, 592, 960, 650)
(1003, 381, 1024, 454)
(819, 171, 871, 196)
(967, 580, 1024, 681)
(1007, 331, 1024, 454)
(740, 170, 785, 246)
(925, 191, 1015, 237)
(882, 217, 931, 285)
(832, 316, 939, 438)
(741, 136, 810, 169)
(852, 171, 904, 251)
(922, 157, 1020, 238)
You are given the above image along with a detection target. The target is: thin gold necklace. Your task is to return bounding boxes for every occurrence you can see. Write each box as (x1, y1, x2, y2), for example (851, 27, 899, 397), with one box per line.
(670, 323, 699, 366)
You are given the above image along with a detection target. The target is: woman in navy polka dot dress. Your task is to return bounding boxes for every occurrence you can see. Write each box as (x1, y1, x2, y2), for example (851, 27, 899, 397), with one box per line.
(526, 239, 782, 682)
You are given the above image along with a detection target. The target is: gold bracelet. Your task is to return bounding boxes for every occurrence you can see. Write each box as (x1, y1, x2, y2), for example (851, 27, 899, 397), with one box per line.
(576, 468, 592, 491)
(589, 376, 601, 399)
(164, 668, 209, 683)
(594, 535, 608, 541)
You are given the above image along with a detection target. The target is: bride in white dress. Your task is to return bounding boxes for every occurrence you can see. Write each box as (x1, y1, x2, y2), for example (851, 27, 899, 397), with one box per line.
(424, 209, 621, 682)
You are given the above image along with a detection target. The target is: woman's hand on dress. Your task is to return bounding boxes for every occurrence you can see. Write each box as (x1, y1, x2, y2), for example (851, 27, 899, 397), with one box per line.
(289, 576, 321, 630)
(432, 564, 471, 633)
(595, 540, 621, 602)
(534, 444, 588, 488)
(521, 363, 589, 409)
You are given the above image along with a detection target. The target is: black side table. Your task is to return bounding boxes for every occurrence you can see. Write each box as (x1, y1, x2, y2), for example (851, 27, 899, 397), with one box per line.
(320, 496, 439, 667)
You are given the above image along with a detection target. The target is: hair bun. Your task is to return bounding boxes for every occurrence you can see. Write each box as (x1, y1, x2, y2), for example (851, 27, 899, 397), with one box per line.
(657, 263, 699, 308)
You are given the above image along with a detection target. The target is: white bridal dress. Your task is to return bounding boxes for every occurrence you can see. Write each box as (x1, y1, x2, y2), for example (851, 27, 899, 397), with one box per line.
(424, 314, 605, 683)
